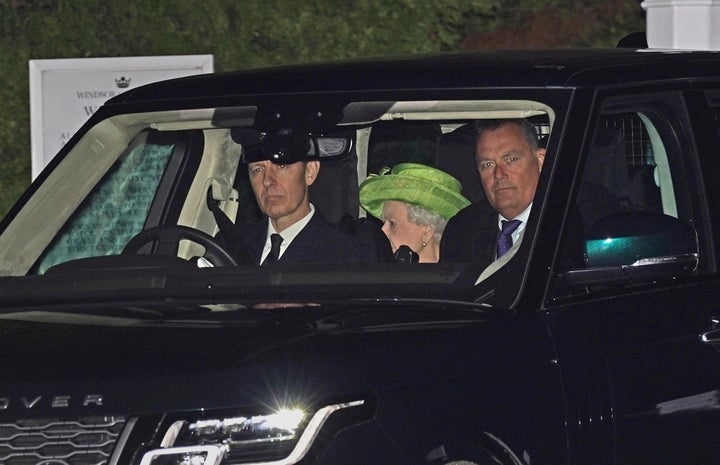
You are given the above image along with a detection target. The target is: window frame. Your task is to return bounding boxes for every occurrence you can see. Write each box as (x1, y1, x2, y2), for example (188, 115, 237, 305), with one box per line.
(549, 88, 714, 302)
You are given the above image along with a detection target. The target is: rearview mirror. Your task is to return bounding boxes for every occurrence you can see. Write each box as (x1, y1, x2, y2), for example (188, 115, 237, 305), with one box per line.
(233, 128, 353, 164)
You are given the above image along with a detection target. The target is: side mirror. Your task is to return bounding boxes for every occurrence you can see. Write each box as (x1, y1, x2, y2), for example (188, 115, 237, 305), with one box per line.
(562, 212, 698, 287)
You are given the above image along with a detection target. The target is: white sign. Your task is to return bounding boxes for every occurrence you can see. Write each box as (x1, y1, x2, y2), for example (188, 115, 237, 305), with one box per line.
(29, 55, 214, 179)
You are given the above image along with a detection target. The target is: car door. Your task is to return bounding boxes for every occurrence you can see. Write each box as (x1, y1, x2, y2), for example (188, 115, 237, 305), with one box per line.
(547, 88, 720, 464)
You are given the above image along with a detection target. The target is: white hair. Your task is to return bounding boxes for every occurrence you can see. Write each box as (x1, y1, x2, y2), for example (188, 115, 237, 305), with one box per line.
(406, 202, 448, 244)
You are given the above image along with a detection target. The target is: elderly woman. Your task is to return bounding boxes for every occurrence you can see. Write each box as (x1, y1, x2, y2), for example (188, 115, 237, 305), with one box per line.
(359, 163, 470, 263)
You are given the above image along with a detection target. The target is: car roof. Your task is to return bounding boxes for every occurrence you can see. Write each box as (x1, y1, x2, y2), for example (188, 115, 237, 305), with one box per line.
(108, 48, 720, 105)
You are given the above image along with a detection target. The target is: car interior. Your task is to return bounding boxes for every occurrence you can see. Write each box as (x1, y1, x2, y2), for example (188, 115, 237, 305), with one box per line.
(3, 100, 552, 275)
(0, 96, 703, 299)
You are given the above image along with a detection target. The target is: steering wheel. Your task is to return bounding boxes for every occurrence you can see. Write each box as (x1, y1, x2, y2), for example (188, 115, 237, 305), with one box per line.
(122, 225, 239, 267)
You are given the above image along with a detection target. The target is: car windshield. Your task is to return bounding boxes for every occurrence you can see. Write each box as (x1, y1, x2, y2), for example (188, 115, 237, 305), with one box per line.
(0, 97, 559, 310)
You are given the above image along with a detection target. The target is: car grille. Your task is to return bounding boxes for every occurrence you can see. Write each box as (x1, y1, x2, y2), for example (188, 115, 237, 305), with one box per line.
(0, 416, 126, 465)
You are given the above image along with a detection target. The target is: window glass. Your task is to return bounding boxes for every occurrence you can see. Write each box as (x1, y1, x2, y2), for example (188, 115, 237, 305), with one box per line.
(365, 116, 550, 205)
(367, 121, 441, 174)
(558, 92, 702, 295)
(34, 134, 174, 273)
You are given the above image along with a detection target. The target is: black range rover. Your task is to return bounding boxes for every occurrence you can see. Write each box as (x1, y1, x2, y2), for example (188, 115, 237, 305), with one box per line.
(1, 46, 720, 465)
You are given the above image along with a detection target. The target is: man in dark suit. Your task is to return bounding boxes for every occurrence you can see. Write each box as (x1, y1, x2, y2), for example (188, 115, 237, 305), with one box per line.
(237, 131, 376, 266)
(440, 119, 546, 270)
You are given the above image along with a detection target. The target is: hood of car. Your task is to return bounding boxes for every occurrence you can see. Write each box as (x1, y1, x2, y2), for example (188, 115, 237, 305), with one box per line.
(0, 296, 495, 417)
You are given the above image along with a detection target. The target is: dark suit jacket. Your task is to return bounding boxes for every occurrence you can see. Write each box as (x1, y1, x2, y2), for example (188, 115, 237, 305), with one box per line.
(240, 211, 377, 265)
(440, 202, 585, 270)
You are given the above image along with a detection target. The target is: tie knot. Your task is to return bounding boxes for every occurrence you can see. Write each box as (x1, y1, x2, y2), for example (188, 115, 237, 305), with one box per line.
(270, 233, 283, 250)
(262, 233, 283, 265)
(496, 220, 522, 259)
(501, 219, 522, 235)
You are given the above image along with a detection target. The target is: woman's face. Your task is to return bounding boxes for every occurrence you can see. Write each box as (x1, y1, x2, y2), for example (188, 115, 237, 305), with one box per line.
(380, 200, 429, 254)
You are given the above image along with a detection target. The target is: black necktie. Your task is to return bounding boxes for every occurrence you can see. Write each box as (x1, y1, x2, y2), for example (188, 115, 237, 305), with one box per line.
(262, 233, 283, 265)
(496, 220, 522, 258)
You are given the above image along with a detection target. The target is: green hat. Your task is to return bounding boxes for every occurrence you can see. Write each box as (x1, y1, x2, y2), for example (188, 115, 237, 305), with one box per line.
(359, 163, 471, 220)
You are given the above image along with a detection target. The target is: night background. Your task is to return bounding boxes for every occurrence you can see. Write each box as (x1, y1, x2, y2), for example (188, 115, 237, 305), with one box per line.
(0, 0, 645, 216)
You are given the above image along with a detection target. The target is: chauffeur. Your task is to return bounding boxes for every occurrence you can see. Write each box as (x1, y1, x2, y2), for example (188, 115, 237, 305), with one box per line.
(237, 130, 376, 266)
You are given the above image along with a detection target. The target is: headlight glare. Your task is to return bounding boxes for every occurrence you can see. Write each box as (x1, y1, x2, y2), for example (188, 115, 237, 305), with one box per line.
(137, 401, 364, 465)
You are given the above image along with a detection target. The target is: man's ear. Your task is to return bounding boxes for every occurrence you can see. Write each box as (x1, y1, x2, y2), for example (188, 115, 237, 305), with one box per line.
(305, 160, 320, 186)
(536, 148, 546, 171)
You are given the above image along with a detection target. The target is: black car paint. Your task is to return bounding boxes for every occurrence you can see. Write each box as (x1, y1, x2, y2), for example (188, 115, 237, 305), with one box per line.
(0, 300, 562, 464)
(2, 48, 720, 465)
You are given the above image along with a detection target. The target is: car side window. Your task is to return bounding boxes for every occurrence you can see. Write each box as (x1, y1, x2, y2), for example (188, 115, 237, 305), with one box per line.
(32, 131, 175, 274)
(556, 92, 708, 296)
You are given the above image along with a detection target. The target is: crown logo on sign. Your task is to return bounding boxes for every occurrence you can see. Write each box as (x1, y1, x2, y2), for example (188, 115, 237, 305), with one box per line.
(115, 76, 131, 89)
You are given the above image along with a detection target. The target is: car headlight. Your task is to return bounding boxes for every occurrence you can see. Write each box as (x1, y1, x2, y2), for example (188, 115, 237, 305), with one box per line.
(135, 400, 366, 465)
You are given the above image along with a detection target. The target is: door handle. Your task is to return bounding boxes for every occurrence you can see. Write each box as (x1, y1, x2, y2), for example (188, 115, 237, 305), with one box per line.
(700, 316, 720, 345)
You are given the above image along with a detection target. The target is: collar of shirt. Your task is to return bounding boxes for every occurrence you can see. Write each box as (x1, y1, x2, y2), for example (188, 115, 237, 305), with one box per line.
(497, 203, 532, 243)
(260, 204, 315, 262)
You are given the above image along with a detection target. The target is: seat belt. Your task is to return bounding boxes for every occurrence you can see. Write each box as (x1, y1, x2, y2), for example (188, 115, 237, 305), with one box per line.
(206, 186, 252, 265)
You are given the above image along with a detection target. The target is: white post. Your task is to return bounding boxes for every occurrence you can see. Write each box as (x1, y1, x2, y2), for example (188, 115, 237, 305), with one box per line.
(641, 0, 720, 49)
